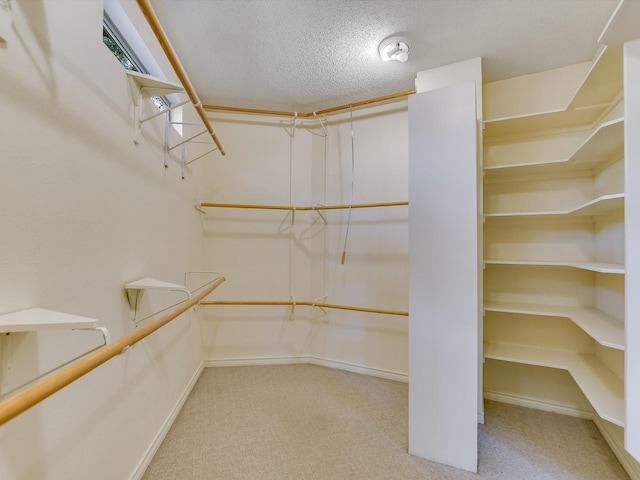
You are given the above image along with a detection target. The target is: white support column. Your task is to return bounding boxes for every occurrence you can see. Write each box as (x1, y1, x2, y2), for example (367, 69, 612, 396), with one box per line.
(624, 38, 640, 462)
(408, 58, 482, 472)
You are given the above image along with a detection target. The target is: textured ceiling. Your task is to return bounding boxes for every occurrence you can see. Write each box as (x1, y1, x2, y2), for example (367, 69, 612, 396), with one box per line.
(149, 0, 619, 113)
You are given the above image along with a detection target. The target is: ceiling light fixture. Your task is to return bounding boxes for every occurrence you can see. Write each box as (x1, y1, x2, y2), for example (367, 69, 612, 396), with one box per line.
(378, 36, 411, 63)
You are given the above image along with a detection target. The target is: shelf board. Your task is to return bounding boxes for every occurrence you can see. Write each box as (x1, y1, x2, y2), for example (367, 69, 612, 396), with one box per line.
(570, 117, 624, 164)
(484, 301, 624, 350)
(572, 193, 624, 216)
(484, 118, 623, 179)
(484, 342, 624, 426)
(485, 193, 624, 219)
(124, 278, 191, 321)
(568, 45, 623, 109)
(125, 277, 188, 292)
(125, 71, 184, 99)
(483, 105, 606, 139)
(0, 308, 98, 333)
(484, 260, 625, 274)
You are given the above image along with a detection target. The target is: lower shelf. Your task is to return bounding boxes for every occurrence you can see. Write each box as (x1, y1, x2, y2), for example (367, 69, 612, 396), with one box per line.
(484, 342, 624, 426)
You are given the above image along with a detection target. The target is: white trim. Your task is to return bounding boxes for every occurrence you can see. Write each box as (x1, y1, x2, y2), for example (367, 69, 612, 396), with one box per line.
(130, 362, 205, 480)
(593, 415, 640, 480)
(484, 390, 594, 420)
(308, 356, 408, 383)
(204, 355, 409, 383)
(204, 356, 308, 368)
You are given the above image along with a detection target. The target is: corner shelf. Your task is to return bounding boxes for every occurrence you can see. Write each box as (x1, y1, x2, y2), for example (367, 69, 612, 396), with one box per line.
(484, 117, 624, 179)
(484, 301, 624, 350)
(124, 277, 191, 321)
(484, 260, 625, 274)
(483, 46, 622, 140)
(484, 193, 624, 219)
(484, 342, 624, 426)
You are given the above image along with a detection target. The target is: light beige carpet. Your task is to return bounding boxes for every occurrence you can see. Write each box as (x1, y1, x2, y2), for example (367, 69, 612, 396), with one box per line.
(142, 364, 628, 480)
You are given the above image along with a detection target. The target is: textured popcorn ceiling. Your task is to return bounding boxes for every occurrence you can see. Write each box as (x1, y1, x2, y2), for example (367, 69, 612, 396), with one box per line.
(149, 0, 619, 113)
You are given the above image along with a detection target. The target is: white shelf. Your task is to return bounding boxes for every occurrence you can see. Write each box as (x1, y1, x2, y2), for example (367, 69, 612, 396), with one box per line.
(125, 71, 184, 102)
(568, 45, 623, 109)
(483, 106, 606, 139)
(124, 277, 191, 321)
(485, 193, 624, 219)
(570, 117, 624, 164)
(483, 46, 622, 140)
(484, 301, 624, 350)
(484, 342, 624, 426)
(125, 277, 188, 292)
(485, 118, 623, 179)
(0, 308, 98, 333)
(484, 260, 625, 274)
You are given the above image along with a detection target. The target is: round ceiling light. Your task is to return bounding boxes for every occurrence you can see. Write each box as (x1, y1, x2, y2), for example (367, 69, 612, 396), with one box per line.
(379, 36, 411, 63)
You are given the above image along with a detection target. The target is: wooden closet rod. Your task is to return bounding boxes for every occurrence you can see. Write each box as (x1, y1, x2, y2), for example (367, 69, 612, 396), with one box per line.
(202, 89, 417, 118)
(0, 277, 226, 427)
(136, 0, 226, 155)
(200, 201, 408, 211)
(200, 300, 408, 317)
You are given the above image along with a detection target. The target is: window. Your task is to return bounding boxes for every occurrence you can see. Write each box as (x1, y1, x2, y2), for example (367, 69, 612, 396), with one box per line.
(103, 10, 169, 111)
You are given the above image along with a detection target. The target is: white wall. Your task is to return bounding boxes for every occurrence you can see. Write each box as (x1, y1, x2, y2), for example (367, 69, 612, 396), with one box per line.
(0, 1, 210, 478)
(200, 103, 409, 377)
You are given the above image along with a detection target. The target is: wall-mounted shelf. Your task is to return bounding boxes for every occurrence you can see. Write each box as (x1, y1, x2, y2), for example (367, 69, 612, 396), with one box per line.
(125, 277, 191, 321)
(0, 308, 98, 332)
(125, 71, 184, 144)
(484, 301, 624, 350)
(0, 308, 110, 399)
(484, 260, 625, 274)
(484, 342, 624, 427)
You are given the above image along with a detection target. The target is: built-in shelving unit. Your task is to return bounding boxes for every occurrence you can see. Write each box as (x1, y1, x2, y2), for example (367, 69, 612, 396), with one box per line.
(482, 39, 628, 464)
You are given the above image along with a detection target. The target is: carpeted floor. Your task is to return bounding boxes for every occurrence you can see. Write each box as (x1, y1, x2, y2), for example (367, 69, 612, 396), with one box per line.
(142, 364, 629, 479)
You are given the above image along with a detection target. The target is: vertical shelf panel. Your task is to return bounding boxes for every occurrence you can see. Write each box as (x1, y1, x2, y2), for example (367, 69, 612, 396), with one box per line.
(624, 38, 640, 462)
(409, 80, 479, 472)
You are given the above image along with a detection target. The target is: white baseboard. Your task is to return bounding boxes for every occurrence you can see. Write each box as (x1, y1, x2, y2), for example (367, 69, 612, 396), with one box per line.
(204, 355, 409, 383)
(130, 362, 205, 480)
(204, 355, 309, 368)
(484, 390, 593, 420)
(593, 415, 640, 480)
(307, 356, 408, 383)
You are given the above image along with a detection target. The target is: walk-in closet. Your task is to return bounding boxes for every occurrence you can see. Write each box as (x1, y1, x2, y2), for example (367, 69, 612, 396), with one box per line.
(1, 1, 640, 479)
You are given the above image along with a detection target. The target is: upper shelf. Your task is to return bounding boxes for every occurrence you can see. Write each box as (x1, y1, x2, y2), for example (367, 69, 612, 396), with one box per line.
(126, 71, 184, 104)
(483, 45, 622, 140)
(484, 193, 624, 220)
(0, 308, 98, 333)
(484, 117, 624, 179)
(484, 260, 625, 274)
